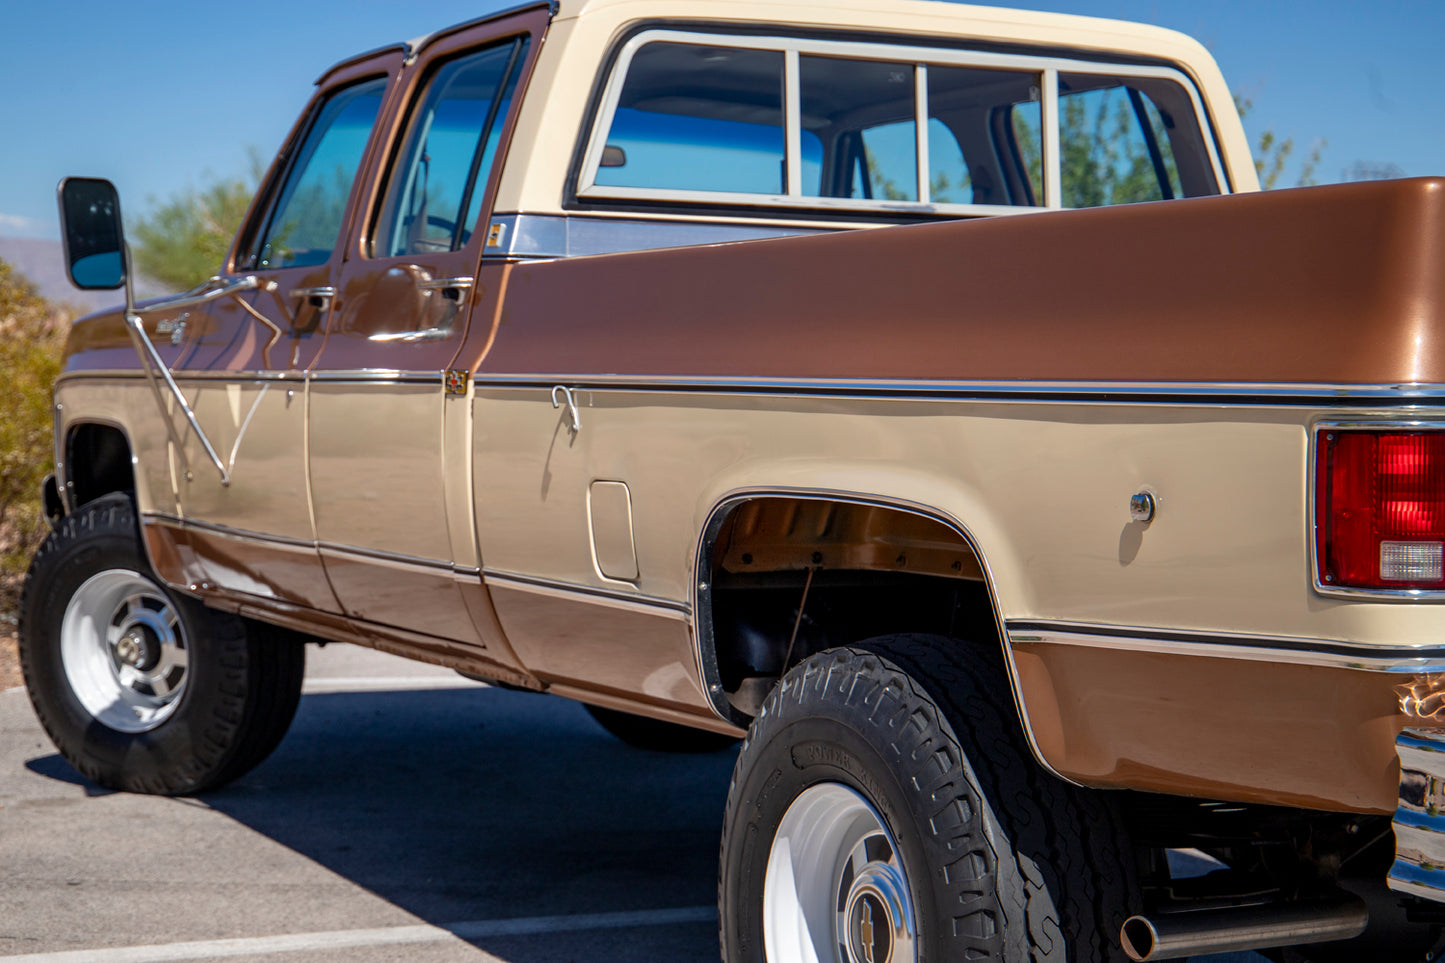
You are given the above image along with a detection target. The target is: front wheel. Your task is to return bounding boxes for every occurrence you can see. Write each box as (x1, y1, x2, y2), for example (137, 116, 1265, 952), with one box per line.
(719, 635, 1136, 962)
(19, 494, 305, 794)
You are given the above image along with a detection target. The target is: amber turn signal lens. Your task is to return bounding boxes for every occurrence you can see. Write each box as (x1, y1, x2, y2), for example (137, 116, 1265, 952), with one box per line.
(1316, 430, 1445, 589)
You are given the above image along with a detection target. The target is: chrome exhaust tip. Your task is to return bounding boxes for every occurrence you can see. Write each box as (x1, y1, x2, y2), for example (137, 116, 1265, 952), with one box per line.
(1120, 895, 1368, 962)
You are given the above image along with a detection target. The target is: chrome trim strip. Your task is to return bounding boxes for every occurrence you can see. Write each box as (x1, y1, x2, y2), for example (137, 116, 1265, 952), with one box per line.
(58, 369, 446, 385)
(171, 370, 307, 383)
(484, 212, 831, 259)
(1389, 727, 1445, 904)
(145, 512, 317, 553)
(1310, 420, 1445, 601)
(64, 367, 1445, 404)
(309, 369, 442, 385)
(317, 541, 467, 576)
(692, 487, 1075, 784)
(471, 374, 1445, 405)
(1007, 620, 1445, 673)
(482, 569, 691, 620)
(147, 514, 480, 581)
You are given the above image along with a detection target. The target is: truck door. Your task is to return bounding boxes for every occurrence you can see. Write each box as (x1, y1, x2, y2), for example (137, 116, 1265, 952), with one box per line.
(306, 8, 543, 642)
(171, 54, 399, 613)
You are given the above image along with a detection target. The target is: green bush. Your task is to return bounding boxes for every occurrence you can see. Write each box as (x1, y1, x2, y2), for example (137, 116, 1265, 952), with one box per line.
(0, 258, 65, 619)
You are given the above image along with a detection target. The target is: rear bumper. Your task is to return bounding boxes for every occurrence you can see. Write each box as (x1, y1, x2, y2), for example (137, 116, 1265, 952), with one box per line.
(1390, 726, 1445, 903)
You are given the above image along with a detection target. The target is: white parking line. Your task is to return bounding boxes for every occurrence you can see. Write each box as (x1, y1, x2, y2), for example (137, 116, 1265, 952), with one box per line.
(0, 906, 718, 962)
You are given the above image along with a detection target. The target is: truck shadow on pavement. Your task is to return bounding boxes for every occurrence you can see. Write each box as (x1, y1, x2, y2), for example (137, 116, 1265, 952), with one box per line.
(32, 684, 738, 962)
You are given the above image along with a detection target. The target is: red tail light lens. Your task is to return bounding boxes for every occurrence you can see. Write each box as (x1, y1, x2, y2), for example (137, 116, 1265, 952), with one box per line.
(1316, 430, 1445, 589)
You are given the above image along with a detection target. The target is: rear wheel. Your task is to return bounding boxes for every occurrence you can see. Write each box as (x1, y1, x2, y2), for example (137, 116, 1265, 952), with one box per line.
(19, 494, 305, 794)
(719, 635, 1136, 961)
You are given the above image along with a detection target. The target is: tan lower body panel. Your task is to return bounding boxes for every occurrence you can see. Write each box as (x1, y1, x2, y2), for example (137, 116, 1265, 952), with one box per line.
(486, 580, 716, 720)
(144, 515, 338, 612)
(1012, 640, 1408, 813)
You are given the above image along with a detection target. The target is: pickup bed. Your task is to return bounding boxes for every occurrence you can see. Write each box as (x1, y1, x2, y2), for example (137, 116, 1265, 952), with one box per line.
(27, 0, 1445, 960)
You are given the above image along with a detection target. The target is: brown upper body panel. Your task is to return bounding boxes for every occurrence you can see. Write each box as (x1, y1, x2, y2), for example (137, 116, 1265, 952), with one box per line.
(473, 178, 1445, 386)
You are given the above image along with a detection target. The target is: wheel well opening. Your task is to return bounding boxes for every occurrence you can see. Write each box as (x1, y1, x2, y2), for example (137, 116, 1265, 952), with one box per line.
(66, 423, 134, 510)
(703, 496, 1000, 717)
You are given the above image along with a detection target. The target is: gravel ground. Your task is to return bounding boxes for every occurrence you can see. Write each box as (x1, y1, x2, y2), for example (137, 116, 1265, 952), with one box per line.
(0, 629, 20, 691)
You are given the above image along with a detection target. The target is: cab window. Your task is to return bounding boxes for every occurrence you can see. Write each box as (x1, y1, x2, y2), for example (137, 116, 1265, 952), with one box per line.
(371, 37, 530, 257)
(252, 77, 387, 270)
(579, 32, 1222, 215)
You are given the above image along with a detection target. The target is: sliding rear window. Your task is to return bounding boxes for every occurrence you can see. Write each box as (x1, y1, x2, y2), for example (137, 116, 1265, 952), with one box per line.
(577, 30, 1224, 217)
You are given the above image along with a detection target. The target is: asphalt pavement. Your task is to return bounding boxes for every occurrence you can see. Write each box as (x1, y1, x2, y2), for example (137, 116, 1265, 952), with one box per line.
(0, 644, 1267, 962)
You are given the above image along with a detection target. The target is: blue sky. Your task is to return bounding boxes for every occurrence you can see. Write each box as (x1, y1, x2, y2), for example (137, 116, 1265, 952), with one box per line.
(0, 0, 1439, 240)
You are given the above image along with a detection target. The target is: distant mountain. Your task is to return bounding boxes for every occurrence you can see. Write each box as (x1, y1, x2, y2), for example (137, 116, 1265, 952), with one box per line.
(0, 238, 171, 316)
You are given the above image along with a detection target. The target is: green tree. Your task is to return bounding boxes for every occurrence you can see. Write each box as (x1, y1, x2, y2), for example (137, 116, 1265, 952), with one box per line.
(132, 153, 263, 292)
(0, 259, 65, 613)
(1235, 95, 1325, 189)
(132, 176, 254, 292)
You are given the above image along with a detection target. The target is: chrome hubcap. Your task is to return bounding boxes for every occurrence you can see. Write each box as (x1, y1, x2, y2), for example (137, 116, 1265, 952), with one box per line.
(60, 570, 189, 733)
(763, 783, 917, 963)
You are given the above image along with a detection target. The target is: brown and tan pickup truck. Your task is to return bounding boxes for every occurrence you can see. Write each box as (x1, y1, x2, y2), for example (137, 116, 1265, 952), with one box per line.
(26, 0, 1445, 959)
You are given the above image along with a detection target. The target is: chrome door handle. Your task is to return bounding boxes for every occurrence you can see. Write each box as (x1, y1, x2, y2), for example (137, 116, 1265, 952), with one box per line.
(417, 276, 474, 302)
(287, 286, 335, 333)
(288, 285, 336, 304)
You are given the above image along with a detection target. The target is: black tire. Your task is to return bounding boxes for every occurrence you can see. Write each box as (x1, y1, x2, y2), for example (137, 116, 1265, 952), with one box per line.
(585, 703, 741, 753)
(19, 494, 305, 795)
(719, 634, 1136, 962)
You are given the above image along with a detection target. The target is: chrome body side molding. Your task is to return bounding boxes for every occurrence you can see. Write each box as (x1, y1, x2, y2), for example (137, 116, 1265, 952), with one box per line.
(482, 568, 691, 620)
(1007, 621, 1445, 674)
(469, 372, 1445, 406)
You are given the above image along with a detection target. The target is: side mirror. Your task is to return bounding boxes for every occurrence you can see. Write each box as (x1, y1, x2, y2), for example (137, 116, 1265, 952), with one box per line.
(57, 177, 127, 290)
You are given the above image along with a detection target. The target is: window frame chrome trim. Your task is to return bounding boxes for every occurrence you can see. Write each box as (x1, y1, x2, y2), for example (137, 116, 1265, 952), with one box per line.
(1310, 418, 1445, 601)
(575, 28, 1227, 214)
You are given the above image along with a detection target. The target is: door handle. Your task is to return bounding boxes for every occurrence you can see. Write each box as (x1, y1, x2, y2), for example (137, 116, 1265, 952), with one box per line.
(287, 286, 335, 332)
(417, 276, 474, 302)
(288, 285, 336, 305)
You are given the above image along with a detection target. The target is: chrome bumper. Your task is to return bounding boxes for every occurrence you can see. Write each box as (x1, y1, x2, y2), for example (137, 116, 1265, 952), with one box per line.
(1390, 726, 1445, 902)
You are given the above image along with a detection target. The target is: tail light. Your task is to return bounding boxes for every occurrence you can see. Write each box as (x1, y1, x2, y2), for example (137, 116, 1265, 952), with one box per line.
(1316, 429, 1445, 590)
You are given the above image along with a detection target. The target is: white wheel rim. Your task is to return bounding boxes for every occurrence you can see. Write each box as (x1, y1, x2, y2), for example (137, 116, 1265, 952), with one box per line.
(59, 570, 189, 733)
(764, 782, 917, 963)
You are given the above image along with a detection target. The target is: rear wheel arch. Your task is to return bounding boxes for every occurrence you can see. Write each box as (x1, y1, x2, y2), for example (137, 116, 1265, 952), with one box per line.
(692, 491, 1048, 760)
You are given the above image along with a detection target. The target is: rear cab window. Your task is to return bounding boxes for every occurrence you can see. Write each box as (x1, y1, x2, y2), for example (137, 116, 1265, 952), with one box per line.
(575, 29, 1225, 217)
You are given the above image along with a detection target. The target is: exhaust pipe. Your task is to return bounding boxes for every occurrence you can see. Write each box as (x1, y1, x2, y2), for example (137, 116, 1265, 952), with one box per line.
(1120, 895, 1368, 961)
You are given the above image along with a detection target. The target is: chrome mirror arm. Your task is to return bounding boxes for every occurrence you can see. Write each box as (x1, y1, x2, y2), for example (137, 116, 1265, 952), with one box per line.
(121, 250, 257, 487)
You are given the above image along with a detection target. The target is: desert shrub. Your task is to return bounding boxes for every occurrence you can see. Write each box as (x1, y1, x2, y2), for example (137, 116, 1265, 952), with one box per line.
(0, 259, 66, 619)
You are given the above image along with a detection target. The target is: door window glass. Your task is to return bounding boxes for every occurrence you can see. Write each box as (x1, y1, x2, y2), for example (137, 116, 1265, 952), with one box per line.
(255, 77, 387, 270)
(373, 38, 530, 258)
